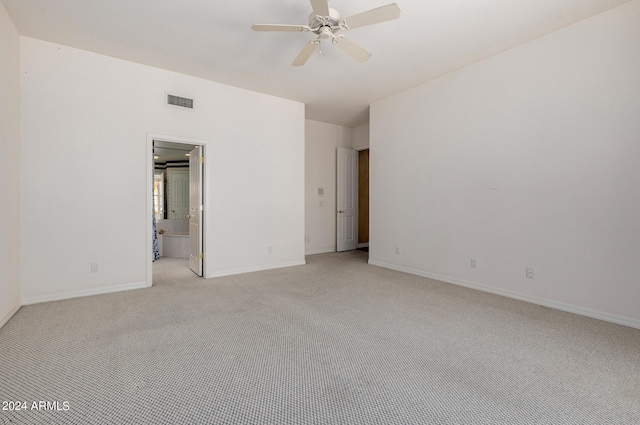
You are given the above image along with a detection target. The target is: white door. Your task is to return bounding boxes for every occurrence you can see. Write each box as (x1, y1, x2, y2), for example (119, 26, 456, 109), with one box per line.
(337, 147, 358, 252)
(167, 169, 189, 219)
(189, 146, 203, 276)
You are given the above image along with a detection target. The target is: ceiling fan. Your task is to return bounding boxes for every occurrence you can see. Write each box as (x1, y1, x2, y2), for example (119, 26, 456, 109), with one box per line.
(252, 0, 401, 66)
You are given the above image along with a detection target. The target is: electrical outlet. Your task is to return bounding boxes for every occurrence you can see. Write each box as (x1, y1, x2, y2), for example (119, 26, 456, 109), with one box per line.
(395, 247, 400, 255)
(268, 246, 273, 254)
(526, 268, 535, 279)
(91, 263, 98, 273)
(471, 258, 477, 268)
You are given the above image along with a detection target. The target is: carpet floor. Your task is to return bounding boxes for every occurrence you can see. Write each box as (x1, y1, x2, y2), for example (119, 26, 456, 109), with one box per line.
(1, 251, 639, 424)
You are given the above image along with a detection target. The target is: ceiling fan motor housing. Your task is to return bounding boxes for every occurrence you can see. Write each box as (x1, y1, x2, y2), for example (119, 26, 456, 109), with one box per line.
(309, 7, 342, 34)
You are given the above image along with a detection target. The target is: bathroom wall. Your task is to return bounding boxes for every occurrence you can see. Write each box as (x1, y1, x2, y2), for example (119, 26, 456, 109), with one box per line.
(156, 219, 188, 235)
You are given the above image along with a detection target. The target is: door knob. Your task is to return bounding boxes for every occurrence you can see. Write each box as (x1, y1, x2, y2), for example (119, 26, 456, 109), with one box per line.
(338, 210, 345, 214)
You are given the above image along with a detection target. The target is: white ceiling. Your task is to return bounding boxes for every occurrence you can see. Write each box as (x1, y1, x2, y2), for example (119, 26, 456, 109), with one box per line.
(2, 0, 631, 127)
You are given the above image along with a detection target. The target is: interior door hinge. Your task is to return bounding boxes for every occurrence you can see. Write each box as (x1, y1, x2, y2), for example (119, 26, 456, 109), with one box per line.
(200, 157, 204, 164)
(199, 252, 204, 259)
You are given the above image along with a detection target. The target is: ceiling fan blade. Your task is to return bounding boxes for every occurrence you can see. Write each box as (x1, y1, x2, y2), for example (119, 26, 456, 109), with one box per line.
(252, 24, 310, 32)
(292, 42, 320, 67)
(333, 37, 371, 63)
(343, 3, 401, 30)
(310, 0, 330, 17)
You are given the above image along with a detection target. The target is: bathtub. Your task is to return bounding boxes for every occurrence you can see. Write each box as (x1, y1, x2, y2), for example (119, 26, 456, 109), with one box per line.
(160, 232, 189, 259)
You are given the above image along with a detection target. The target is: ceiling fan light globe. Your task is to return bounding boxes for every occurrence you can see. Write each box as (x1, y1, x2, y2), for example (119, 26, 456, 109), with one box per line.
(319, 27, 333, 39)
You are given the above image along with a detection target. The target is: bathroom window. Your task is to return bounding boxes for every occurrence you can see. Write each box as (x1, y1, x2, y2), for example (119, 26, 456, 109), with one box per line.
(154, 172, 165, 220)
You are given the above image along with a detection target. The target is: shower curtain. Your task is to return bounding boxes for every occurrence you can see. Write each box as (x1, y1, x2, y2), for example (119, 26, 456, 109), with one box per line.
(152, 214, 160, 261)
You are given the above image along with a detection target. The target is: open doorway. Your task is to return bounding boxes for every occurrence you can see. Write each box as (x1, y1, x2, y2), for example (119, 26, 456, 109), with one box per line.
(357, 149, 369, 251)
(147, 134, 207, 286)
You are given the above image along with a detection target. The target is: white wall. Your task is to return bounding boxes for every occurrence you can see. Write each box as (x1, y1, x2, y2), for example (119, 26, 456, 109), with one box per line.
(304, 121, 370, 254)
(370, 1, 640, 327)
(352, 123, 370, 150)
(0, 3, 21, 327)
(305, 120, 353, 254)
(20, 37, 305, 303)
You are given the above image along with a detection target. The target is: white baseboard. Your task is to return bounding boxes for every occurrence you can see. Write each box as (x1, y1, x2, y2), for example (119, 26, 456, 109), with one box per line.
(306, 248, 336, 255)
(0, 303, 21, 329)
(368, 259, 640, 331)
(21, 281, 149, 306)
(357, 243, 369, 248)
(207, 260, 306, 278)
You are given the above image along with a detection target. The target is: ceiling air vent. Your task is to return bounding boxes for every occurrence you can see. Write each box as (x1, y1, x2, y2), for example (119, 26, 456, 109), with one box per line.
(167, 94, 194, 109)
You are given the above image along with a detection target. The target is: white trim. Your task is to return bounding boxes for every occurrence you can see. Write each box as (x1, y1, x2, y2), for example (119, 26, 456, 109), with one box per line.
(147, 133, 211, 286)
(354, 148, 369, 250)
(306, 248, 336, 255)
(21, 282, 148, 306)
(147, 137, 154, 287)
(0, 303, 21, 329)
(207, 260, 306, 279)
(368, 259, 640, 331)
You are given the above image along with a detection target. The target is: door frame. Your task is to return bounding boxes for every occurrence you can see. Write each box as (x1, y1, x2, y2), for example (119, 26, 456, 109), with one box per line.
(146, 133, 210, 287)
(355, 146, 370, 249)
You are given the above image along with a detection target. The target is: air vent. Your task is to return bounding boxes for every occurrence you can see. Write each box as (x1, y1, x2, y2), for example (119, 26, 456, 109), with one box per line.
(167, 94, 194, 109)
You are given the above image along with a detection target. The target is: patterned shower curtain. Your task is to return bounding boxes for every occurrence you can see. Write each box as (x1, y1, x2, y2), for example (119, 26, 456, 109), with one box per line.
(152, 213, 160, 261)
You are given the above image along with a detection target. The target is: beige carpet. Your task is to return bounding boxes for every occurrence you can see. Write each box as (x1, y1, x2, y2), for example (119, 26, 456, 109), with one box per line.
(1, 251, 639, 424)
